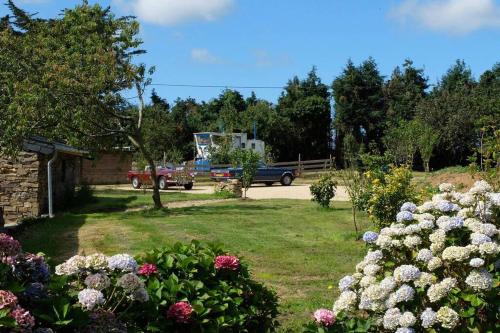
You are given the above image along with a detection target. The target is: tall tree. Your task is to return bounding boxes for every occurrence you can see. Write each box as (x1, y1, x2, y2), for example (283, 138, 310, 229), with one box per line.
(216, 89, 247, 132)
(332, 58, 386, 162)
(277, 67, 332, 160)
(0, 1, 165, 208)
(416, 60, 478, 167)
(384, 59, 428, 125)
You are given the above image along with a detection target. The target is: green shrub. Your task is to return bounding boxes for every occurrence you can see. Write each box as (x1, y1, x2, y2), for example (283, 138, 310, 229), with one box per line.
(310, 173, 338, 208)
(135, 241, 279, 332)
(366, 165, 418, 229)
(1, 235, 278, 332)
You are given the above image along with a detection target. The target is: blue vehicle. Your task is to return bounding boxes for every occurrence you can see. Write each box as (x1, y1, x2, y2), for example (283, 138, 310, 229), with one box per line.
(210, 162, 297, 186)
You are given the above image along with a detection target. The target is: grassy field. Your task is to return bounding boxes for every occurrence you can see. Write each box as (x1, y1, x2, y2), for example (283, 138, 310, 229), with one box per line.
(16, 191, 370, 331)
(69, 189, 230, 212)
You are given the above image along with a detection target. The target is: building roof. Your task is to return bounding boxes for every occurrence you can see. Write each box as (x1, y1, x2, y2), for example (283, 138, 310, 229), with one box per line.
(23, 136, 90, 157)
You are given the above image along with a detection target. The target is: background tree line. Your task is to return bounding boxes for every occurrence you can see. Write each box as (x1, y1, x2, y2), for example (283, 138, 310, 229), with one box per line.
(1, 1, 498, 176)
(141, 58, 498, 171)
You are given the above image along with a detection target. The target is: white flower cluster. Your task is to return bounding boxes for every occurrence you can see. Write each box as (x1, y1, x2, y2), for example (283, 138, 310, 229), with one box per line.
(56, 253, 138, 276)
(108, 254, 138, 272)
(78, 288, 105, 310)
(330, 181, 499, 331)
(55, 252, 147, 313)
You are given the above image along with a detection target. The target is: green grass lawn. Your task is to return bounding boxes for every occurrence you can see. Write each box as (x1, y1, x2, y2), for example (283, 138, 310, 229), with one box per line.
(71, 189, 228, 212)
(16, 191, 370, 331)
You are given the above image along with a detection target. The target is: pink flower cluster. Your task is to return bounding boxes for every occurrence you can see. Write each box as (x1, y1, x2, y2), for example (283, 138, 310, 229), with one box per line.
(214, 255, 240, 271)
(0, 233, 21, 257)
(10, 306, 35, 329)
(0, 290, 35, 329)
(138, 263, 158, 276)
(167, 301, 193, 324)
(313, 308, 335, 327)
(0, 290, 18, 309)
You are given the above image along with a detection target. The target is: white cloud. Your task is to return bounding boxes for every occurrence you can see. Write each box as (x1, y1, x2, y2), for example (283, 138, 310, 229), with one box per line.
(190, 48, 224, 64)
(390, 0, 500, 34)
(252, 49, 292, 68)
(113, 0, 234, 26)
(253, 49, 273, 67)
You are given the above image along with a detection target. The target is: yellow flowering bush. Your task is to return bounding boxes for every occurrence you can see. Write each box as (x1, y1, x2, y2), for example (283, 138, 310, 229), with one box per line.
(367, 166, 418, 230)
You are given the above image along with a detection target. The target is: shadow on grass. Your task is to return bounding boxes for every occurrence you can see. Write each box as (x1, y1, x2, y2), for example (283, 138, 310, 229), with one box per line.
(68, 196, 138, 214)
(14, 213, 87, 264)
(122, 203, 288, 219)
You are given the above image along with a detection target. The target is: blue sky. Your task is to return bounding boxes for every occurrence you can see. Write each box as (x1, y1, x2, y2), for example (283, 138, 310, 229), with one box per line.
(6, 0, 500, 103)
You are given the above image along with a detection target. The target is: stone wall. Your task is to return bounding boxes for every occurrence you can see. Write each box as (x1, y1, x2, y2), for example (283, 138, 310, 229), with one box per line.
(0, 152, 42, 226)
(80, 152, 133, 185)
(0, 152, 79, 226)
(214, 180, 242, 198)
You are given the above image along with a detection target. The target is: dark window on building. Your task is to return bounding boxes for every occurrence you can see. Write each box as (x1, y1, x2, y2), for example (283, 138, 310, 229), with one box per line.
(251, 143, 256, 149)
(241, 143, 246, 148)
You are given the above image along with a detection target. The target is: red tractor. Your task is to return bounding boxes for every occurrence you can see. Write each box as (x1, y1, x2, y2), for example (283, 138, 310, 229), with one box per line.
(127, 165, 195, 190)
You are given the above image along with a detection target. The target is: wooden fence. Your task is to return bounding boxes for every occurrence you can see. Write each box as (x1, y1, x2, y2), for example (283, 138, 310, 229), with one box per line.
(193, 155, 335, 176)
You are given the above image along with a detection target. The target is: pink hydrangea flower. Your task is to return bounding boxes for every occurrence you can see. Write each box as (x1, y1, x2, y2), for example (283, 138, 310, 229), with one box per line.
(0, 233, 21, 257)
(10, 306, 35, 329)
(138, 263, 158, 276)
(214, 255, 240, 271)
(167, 301, 193, 324)
(313, 308, 335, 327)
(0, 290, 18, 309)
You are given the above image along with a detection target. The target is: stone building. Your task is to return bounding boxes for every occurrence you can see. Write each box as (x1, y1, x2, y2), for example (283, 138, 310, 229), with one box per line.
(80, 151, 133, 185)
(0, 137, 88, 227)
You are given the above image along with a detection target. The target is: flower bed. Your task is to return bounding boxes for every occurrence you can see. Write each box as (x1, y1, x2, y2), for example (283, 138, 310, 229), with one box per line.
(0, 236, 278, 332)
(306, 181, 499, 332)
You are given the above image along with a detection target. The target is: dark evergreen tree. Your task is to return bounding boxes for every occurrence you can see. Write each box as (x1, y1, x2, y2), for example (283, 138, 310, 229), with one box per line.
(416, 60, 478, 167)
(384, 59, 428, 126)
(277, 67, 332, 160)
(332, 58, 386, 162)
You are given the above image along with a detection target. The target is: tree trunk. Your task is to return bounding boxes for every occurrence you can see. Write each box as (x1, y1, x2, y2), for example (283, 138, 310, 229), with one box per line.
(352, 204, 359, 237)
(128, 134, 163, 209)
(145, 155, 163, 209)
(424, 159, 430, 173)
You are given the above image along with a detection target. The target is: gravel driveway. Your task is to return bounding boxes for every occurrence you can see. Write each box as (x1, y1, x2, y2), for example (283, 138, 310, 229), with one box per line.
(96, 183, 348, 201)
(166, 184, 348, 201)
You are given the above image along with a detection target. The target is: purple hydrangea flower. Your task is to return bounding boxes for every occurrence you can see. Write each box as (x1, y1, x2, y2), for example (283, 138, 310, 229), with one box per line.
(396, 211, 413, 223)
(108, 254, 138, 272)
(362, 231, 379, 243)
(436, 200, 454, 213)
(400, 202, 417, 213)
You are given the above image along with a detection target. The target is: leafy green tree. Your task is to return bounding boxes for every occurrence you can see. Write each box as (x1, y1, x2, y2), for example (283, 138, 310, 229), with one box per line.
(208, 134, 234, 165)
(384, 59, 428, 125)
(277, 67, 332, 160)
(332, 58, 386, 162)
(244, 101, 293, 161)
(230, 149, 261, 199)
(383, 120, 420, 166)
(216, 89, 247, 132)
(0, 1, 165, 208)
(416, 60, 478, 167)
(415, 120, 439, 172)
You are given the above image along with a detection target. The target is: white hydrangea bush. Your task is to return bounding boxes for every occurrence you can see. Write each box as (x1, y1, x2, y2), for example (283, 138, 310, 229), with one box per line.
(55, 253, 149, 313)
(331, 181, 499, 332)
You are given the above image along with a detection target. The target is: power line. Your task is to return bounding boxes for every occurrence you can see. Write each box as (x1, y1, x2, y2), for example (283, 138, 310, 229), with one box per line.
(150, 83, 285, 89)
